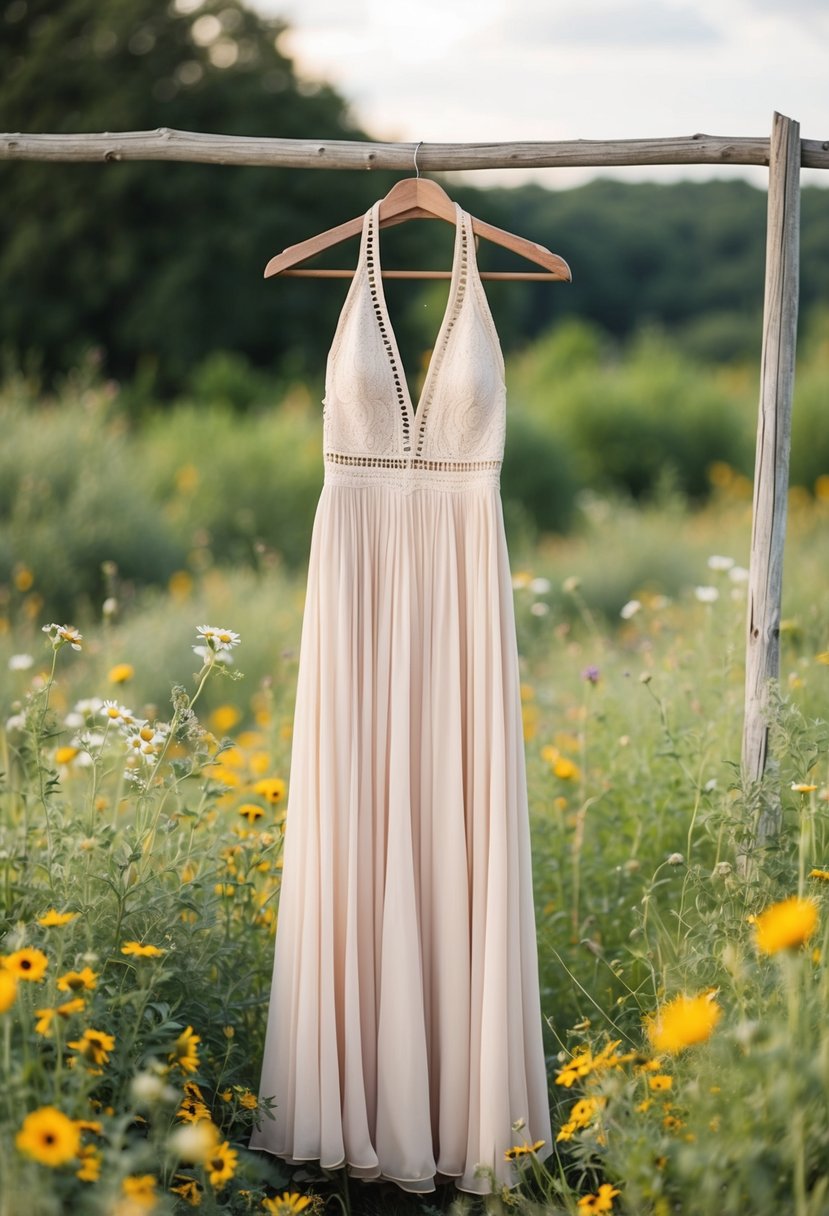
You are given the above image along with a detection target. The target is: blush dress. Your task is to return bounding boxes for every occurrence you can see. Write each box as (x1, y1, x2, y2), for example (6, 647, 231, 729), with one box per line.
(249, 200, 553, 1195)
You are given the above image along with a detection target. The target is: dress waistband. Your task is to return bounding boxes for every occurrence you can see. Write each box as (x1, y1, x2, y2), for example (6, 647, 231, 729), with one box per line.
(323, 451, 501, 493)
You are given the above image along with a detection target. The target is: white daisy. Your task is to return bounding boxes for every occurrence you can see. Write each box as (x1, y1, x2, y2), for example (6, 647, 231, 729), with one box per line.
(196, 625, 241, 652)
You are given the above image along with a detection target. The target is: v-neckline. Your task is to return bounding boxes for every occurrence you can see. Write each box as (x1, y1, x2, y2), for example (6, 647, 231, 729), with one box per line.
(366, 199, 468, 453)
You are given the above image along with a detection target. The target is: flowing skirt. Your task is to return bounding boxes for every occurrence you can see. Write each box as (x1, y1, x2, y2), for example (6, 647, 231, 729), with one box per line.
(249, 480, 552, 1194)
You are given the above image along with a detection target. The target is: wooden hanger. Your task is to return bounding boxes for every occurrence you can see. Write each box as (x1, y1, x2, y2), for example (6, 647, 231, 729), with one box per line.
(264, 176, 572, 282)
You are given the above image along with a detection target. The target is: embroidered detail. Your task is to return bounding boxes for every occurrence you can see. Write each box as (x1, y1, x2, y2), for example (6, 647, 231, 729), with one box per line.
(324, 451, 500, 494)
(365, 206, 412, 453)
(325, 452, 500, 471)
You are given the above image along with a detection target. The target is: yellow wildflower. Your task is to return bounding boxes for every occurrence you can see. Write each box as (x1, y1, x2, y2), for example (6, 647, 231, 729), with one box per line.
(262, 1194, 313, 1214)
(205, 1140, 238, 1187)
(755, 896, 819, 954)
(15, 1106, 81, 1167)
(253, 777, 287, 805)
(37, 908, 77, 927)
(648, 1074, 673, 1092)
(792, 782, 818, 793)
(169, 1025, 201, 1074)
(54, 746, 80, 765)
(4, 947, 48, 982)
(239, 803, 265, 824)
(121, 941, 165, 958)
(646, 992, 722, 1054)
(170, 1175, 205, 1206)
(809, 868, 829, 882)
(67, 1028, 115, 1069)
(57, 966, 98, 992)
(122, 1174, 157, 1209)
(76, 1143, 102, 1181)
(108, 663, 135, 684)
(504, 1138, 545, 1160)
(578, 1183, 621, 1213)
(0, 969, 18, 1012)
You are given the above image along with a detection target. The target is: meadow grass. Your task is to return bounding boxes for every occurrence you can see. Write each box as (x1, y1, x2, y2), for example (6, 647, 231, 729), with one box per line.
(1, 488, 829, 1215)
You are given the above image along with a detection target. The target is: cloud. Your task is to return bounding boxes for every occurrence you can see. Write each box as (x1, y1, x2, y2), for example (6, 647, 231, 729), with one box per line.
(506, 0, 722, 47)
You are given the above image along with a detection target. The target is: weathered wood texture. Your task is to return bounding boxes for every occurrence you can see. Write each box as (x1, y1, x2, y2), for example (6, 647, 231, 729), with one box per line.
(742, 113, 801, 825)
(1, 128, 828, 169)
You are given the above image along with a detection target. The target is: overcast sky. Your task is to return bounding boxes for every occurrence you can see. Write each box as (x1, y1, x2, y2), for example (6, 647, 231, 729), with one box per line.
(252, 0, 829, 190)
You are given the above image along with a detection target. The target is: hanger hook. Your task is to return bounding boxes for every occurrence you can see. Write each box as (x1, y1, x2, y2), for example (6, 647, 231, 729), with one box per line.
(413, 140, 423, 179)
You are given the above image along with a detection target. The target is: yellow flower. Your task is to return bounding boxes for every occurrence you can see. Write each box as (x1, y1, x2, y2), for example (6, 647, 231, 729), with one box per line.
(792, 782, 818, 793)
(262, 1194, 313, 1214)
(554, 756, 581, 781)
(0, 969, 17, 1012)
(755, 896, 819, 954)
(809, 868, 829, 882)
(14, 564, 34, 592)
(219, 1088, 233, 1102)
(171, 1175, 205, 1206)
(121, 941, 165, 958)
(648, 1074, 673, 1092)
(37, 908, 77, 927)
(578, 1183, 621, 1213)
(554, 1047, 595, 1087)
(15, 1106, 81, 1167)
(57, 966, 98, 992)
(57, 997, 86, 1017)
(122, 1174, 157, 1209)
(75, 1119, 103, 1134)
(67, 1028, 116, 1069)
(504, 1138, 546, 1160)
(54, 746, 80, 765)
(35, 1007, 56, 1037)
(4, 947, 49, 982)
(108, 663, 135, 684)
(239, 1090, 258, 1110)
(205, 1140, 238, 1187)
(556, 1121, 577, 1142)
(76, 1143, 102, 1181)
(177, 1098, 212, 1124)
(170, 1025, 201, 1074)
(663, 1113, 684, 1132)
(239, 803, 265, 824)
(646, 992, 722, 1054)
(209, 705, 242, 733)
(253, 778, 287, 805)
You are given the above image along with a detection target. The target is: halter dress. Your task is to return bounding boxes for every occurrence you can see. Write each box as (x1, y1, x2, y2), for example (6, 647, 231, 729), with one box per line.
(249, 200, 553, 1195)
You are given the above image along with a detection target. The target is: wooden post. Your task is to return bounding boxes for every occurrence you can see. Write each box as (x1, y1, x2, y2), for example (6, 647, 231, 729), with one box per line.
(742, 112, 801, 843)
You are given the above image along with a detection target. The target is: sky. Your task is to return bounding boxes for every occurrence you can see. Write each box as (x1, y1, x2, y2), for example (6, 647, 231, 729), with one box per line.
(251, 0, 829, 191)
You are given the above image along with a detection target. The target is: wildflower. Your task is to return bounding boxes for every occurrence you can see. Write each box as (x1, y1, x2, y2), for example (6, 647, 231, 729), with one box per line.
(0, 969, 17, 1012)
(694, 586, 719, 603)
(196, 625, 241, 653)
(205, 1140, 238, 1187)
(34, 1008, 56, 1037)
(101, 700, 132, 724)
(15, 1106, 81, 1166)
(239, 803, 265, 824)
(122, 1175, 157, 1208)
(707, 555, 734, 571)
(54, 746, 80, 765)
(108, 663, 135, 684)
(210, 704, 242, 732)
(57, 967, 98, 992)
(169, 1025, 201, 1074)
(183, 1080, 206, 1102)
(38, 908, 77, 927)
(75, 1119, 103, 1134)
(170, 1176, 205, 1206)
(500, 1133, 544, 1162)
(647, 992, 722, 1054)
(76, 1143, 102, 1182)
(193, 645, 232, 666)
(254, 778, 287, 805)
(648, 1074, 673, 1092)
(169, 1119, 220, 1163)
(792, 782, 818, 793)
(755, 896, 819, 954)
(530, 576, 551, 594)
(121, 941, 165, 958)
(810, 868, 829, 882)
(554, 756, 581, 781)
(131, 1071, 177, 1106)
(8, 653, 34, 671)
(582, 665, 600, 684)
(42, 623, 84, 651)
(667, 853, 685, 866)
(239, 1089, 258, 1110)
(663, 1113, 684, 1132)
(262, 1194, 313, 1214)
(556, 1121, 577, 1142)
(578, 1183, 620, 1213)
(620, 600, 641, 620)
(177, 1096, 212, 1123)
(67, 1028, 116, 1069)
(3, 947, 48, 982)
(555, 1047, 596, 1087)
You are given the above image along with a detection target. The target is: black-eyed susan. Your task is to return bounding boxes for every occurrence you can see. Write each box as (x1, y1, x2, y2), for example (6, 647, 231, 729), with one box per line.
(648, 1074, 673, 1092)
(755, 896, 819, 954)
(238, 803, 265, 824)
(57, 966, 98, 992)
(170, 1175, 205, 1207)
(176, 1097, 212, 1124)
(504, 1138, 546, 1161)
(253, 777, 287, 805)
(122, 1174, 157, 1208)
(810, 868, 829, 882)
(15, 1105, 81, 1166)
(263, 1194, 314, 1214)
(57, 997, 86, 1018)
(4, 947, 49, 982)
(577, 1183, 621, 1213)
(646, 992, 722, 1054)
(34, 1007, 56, 1037)
(67, 1028, 115, 1069)
(37, 908, 77, 927)
(205, 1140, 238, 1188)
(121, 941, 165, 958)
(169, 1025, 201, 1074)
(0, 968, 17, 1012)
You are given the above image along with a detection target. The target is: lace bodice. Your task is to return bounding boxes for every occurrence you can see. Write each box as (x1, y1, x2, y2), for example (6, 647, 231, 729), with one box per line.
(322, 200, 507, 492)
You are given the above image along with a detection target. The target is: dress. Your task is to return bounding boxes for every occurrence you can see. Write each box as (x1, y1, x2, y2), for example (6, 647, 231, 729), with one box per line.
(249, 200, 553, 1195)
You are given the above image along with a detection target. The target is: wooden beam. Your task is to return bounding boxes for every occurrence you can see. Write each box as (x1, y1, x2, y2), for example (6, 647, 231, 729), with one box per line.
(1, 128, 829, 170)
(742, 111, 801, 842)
